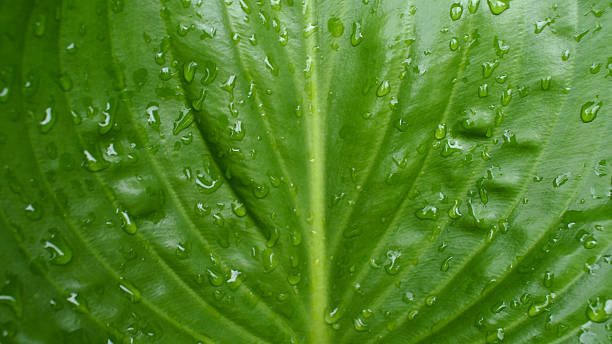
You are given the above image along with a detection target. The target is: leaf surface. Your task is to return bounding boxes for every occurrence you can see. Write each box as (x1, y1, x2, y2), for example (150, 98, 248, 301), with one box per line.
(0, 0, 611, 343)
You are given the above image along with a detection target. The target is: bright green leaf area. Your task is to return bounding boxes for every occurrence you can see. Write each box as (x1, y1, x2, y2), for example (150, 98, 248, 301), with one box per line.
(1, 0, 611, 343)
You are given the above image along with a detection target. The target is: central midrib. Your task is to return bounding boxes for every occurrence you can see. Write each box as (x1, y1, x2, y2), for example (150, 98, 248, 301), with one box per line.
(304, 0, 328, 343)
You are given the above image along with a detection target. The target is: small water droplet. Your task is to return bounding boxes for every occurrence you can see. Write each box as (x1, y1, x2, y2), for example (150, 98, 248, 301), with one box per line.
(535, 18, 554, 34)
(482, 60, 500, 78)
(39, 107, 56, 133)
(441, 256, 453, 272)
(449, 37, 459, 51)
(262, 248, 278, 272)
(252, 183, 269, 199)
(183, 61, 197, 83)
(58, 73, 73, 91)
(82, 150, 109, 172)
(468, 0, 480, 13)
(540, 76, 552, 90)
(376, 80, 390, 97)
(173, 108, 194, 135)
(415, 205, 438, 220)
(264, 55, 278, 76)
(0, 275, 22, 317)
(434, 123, 447, 140)
(351, 22, 364, 46)
(448, 200, 462, 219)
(479, 83, 489, 97)
(33, 14, 46, 37)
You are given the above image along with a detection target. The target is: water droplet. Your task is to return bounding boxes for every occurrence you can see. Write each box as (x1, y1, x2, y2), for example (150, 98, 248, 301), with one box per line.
(195, 173, 222, 194)
(580, 100, 601, 123)
(24, 202, 43, 221)
(226, 269, 243, 290)
(159, 66, 174, 81)
(33, 14, 46, 37)
(479, 83, 489, 97)
(540, 76, 551, 90)
(482, 60, 500, 78)
(266, 228, 280, 248)
(0, 87, 9, 103)
(426, 295, 437, 306)
(528, 294, 554, 317)
(586, 297, 612, 323)
(561, 49, 570, 61)
(384, 249, 401, 275)
(58, 73, 73, 91)
(552, 173, 569, 188)
(82, 150, 109, 172)
(183, 61, 197, 83)
(501, 87, 512, 106)
(535, 17, 555, 34)
(494, 37, 509, 57)
(328, 18, 344, 37)
(449, 37, 459, 51)
(350, 22, 364, 46)
(200, 61, 217, 85)
(231, 201, 246, 217)
(252, 183, 269, 198)
(543, 271, 554, 288)
(376, 80, 390, 97)
(43, 230, 73, 265)
(403, 291, 415, 303)
(0, 276, 22, 317)
(487, 0, 509, 15)
(175, 241, 191, 259)
(441, 256, 453, 272)
(450, 3, 463, 21)
(415, 205, 438, 220)
(434, 123, 447, 140)
(207, 268, 224, 287)
(173, 108, 194, 135)
(221, 74, 236, 100)
(325, 306, 343, 324)
(448, 200, 462, 219)
(264, 56, 278, 76)
(39, 107, 56, 133)
(118, 278, 141, 303)
(117, 208, 137, 234)
(468, 0, 480, 13)
(262, 248, 278, 272)
(98, 99, 117, 135)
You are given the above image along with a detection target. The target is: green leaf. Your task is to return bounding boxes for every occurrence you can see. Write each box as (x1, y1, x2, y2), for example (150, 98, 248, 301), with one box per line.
(1, 0, 611, 343)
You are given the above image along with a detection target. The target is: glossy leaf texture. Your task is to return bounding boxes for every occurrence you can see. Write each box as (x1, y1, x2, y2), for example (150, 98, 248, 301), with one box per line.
(0, 0, 611, 343)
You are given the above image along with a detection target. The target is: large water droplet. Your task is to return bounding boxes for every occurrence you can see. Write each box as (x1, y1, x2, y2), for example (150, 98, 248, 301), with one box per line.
(328, 18, 344, 37)
(580, 100, 601, 123)
(487, 0, 509, 15)
(586, 297, 612, 323)
(450, 3, 463, 21)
